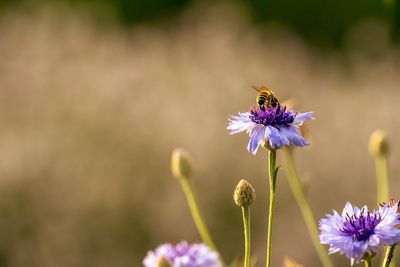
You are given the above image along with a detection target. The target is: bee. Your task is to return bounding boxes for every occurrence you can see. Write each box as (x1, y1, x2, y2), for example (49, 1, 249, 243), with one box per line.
(252, 85, 280, 109)
(380, 198, 400, 208)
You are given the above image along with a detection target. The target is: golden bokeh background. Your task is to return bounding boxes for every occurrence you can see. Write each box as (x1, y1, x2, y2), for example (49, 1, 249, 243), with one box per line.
(0, 2, 400, 266)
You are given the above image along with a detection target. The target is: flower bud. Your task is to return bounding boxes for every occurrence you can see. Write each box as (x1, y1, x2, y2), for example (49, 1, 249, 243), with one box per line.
(171, 148, 193, 179)
(233, 179, 255, 208)
(369, 130, 389, 157)
(157, 256, 172, 267)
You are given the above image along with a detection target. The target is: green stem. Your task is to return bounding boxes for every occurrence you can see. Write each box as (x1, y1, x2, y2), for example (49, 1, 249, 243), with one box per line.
(282, 148, 334, 267)
(375, 155, 389, 203)
(266, 149, 277, 267)
(374, 152, 394, 267)
(364, 256, 372, 267)
(179, 178, 222, 261)
(242, 207, 251, 267)
(383, 245, 396, 267)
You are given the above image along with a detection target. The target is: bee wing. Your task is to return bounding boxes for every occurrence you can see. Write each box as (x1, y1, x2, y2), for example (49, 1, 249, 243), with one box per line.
(251, 85, 271, 92)
(251, 85, 265, 92)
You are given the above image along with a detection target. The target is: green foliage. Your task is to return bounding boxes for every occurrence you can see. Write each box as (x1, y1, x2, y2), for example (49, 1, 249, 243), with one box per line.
(0, 0, 397, 47)
(243, 0, 386, 47)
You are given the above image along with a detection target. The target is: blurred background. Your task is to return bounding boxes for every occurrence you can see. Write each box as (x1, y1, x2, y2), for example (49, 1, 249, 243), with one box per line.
(0, 0, 400, 266)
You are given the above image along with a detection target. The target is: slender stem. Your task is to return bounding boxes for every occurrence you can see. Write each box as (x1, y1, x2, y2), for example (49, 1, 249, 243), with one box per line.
(383, 245, 396, 267)
(242, 207, 251, 267)
(374, 154, 394, 267)
(364, 255, 373, 267)
(266, 149, 277, 267)
(179, 178, 219, 252)
(282, 148, 334, 267)
(375, 155, 389, 203)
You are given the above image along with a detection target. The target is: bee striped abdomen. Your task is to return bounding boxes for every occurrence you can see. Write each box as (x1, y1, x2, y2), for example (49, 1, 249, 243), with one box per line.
(256, 93, 269, 107)
(252, 85, 279, 108)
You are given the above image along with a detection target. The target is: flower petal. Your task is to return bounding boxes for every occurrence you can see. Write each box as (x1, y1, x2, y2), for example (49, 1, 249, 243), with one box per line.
(227, 112, 255, 135)
(292, 112, 314, 126)
(319, 202, 400, 264)
(265, 126, 289, 149)
(247, 125, 266, 155)
(278, 126, 309, 147)
(342, 202, 354, 217)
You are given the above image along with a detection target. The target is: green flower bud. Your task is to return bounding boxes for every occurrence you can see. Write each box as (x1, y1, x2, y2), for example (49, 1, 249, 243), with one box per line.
(157, 256, 172, 267)
(369, 130, 389, 157)
(233, 179, 255, 208)
(171, 148, 193, 179)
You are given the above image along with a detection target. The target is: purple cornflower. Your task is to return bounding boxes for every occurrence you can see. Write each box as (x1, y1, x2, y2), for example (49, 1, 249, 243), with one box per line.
(227, 105, 313, 154)
(143, 241, 221, 267)
(319, 202, 400, 264)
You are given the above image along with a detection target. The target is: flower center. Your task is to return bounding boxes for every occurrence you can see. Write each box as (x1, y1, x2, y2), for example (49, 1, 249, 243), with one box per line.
(249, 105, 295, 126)
(340, 210, 382, 241)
